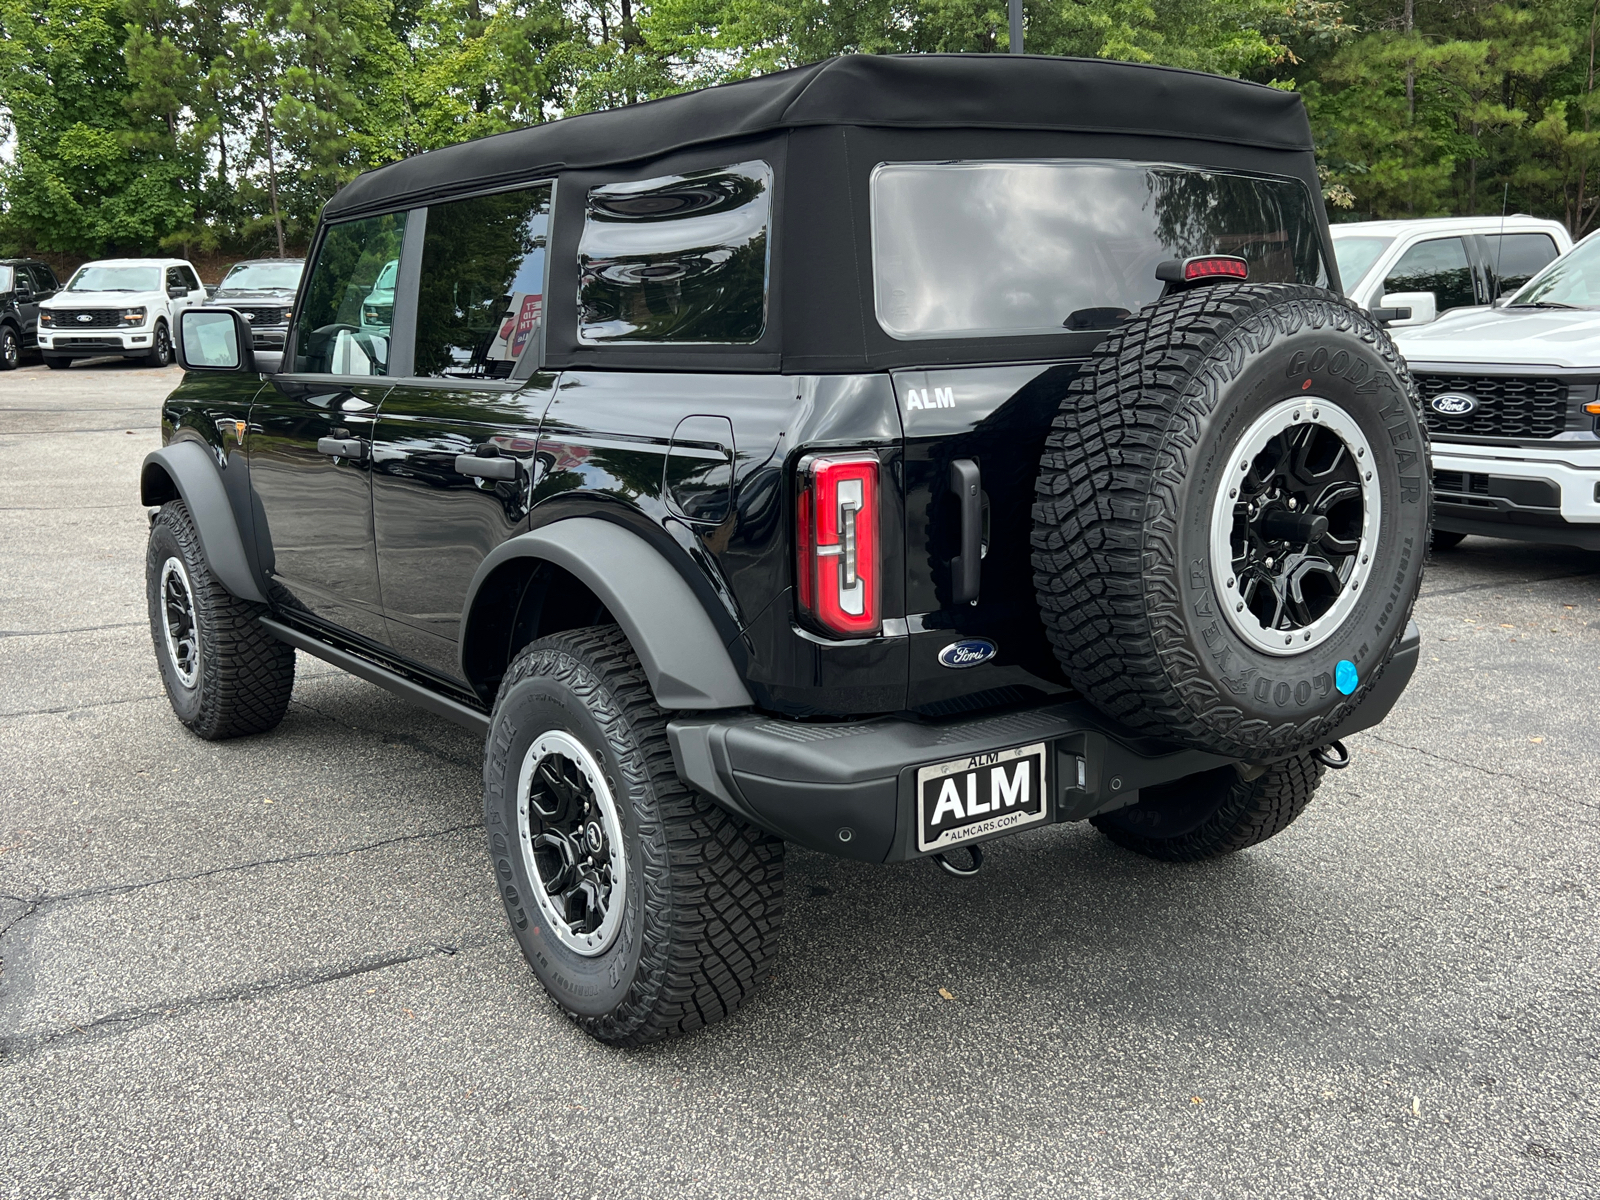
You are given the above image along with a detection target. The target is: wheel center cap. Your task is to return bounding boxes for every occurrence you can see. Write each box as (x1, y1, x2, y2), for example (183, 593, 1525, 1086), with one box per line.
(585, 821, 604, 854)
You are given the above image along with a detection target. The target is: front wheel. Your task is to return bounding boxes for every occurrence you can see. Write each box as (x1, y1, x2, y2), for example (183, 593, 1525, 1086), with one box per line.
(144, 320, 172, 367)
(0, 325, 19, 371)
(146, 501, 296, 738)
(1091, 753, 1325, 862)
(483, 625, 784, 1046)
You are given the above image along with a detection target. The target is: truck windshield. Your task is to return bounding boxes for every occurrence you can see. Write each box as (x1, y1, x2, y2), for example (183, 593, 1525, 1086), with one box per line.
(872, 160, 1328, 339)
(1508, 234, 1600, 309)
(1330, 235, 1393, 292)
(221, 261, 303, 291)
(66, 265, 162, 293)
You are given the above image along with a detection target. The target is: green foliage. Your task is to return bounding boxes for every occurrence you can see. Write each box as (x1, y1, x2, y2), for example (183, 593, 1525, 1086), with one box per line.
(2, 0, 1598, 258)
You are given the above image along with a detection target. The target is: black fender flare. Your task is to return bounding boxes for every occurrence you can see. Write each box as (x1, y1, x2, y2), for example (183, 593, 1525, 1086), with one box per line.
(461, 518, 753, 710)
(141, 441, 267, 603)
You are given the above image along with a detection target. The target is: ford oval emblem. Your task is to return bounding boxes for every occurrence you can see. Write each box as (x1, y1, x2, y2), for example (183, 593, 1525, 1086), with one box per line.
(1430, 392, 1477, 415)
(938, 638, 998, 669)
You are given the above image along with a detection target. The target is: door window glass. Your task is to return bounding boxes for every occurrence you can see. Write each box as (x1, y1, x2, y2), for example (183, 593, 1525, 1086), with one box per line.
(180, 265, 201, 291)
(578, 161, 771, 344)
(414, 184, 552, 379)
(1382, 237, 1475, 312)
(292, 211, 408, 376)
(1485, 233, 1559, 294)
(166, 266, 186, 292)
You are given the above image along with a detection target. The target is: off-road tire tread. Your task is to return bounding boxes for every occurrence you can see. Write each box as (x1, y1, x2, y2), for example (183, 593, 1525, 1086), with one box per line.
(1092, 753, 1325, 862)
(1032, 283, 1429, 758)
(492, 625, 784, 1047)
(148, 501, 295, 739)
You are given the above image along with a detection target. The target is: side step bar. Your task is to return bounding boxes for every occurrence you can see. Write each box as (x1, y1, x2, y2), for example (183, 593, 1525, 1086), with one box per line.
(259, 617, 490, 736)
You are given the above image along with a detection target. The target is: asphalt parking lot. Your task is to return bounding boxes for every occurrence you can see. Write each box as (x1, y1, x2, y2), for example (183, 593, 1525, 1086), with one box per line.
(1, 359, 1597, 1199)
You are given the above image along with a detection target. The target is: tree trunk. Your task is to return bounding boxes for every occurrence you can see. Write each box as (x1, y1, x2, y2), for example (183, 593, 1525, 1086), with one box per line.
(260, 93, 286, 259)
(1579, 0, 1599, 235)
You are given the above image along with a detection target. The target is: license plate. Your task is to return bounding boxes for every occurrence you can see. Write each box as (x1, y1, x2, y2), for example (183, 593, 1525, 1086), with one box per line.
(916, 742, 1049, 854)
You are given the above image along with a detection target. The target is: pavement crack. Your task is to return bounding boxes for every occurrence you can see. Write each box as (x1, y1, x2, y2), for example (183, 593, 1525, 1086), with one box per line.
(1359, 733, 1599, 810)
(0, 694, 167, 719)
(12, 823, 482, 911)
(0, 622, 144, 639)
(1419, 569, 1600, 601)
(0, 938, 494, 1062)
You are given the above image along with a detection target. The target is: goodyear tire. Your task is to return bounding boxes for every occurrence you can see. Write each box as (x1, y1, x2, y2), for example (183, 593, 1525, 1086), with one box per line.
(1032, 284, 1429, 760)
(483, 625, 784, 1046)
(146, 500, 296, 739)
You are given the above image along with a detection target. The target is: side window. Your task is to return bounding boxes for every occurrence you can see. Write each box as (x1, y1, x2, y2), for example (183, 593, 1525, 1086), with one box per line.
(1485, 233, 1559, 294)
(165, 266, 185, 293)
(413, 184, 552, 379)
(1382, 237, 1476, 312)
(578, 160, 771, 344)
(180, 266, 202, 292)
(292, 212, 408, 376)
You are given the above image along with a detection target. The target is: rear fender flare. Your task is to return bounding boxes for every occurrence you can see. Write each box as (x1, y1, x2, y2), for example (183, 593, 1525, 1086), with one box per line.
(461, 518, 753, 711)
(140, 440, 267, 603)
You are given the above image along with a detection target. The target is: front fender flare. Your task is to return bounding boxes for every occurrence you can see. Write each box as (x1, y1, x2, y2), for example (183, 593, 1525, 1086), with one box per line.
(141, 441, 267, 604)
(462, 518, 753, 711)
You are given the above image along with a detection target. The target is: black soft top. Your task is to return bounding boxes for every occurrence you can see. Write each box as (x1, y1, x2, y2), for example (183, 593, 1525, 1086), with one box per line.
(323, 54, 1313, 220)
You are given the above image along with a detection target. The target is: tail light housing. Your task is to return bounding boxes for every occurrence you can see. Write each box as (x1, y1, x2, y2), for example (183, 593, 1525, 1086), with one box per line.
(796, 452, 880, 637)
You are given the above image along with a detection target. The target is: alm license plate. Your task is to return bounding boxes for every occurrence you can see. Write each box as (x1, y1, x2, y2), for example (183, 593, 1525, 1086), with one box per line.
(916, 742, 1049, 854)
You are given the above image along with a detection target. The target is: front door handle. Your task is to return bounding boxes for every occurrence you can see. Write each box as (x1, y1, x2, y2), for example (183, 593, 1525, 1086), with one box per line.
(456, 446, 518, 481)
(316, 436, 366, 460)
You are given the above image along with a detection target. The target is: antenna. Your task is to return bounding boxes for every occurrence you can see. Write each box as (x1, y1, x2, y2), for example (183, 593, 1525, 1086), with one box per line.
(1494, 181, 1509, 301)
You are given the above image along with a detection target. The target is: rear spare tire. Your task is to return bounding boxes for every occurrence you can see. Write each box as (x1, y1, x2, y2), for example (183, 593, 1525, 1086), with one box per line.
(1033, 283, 1428, 760)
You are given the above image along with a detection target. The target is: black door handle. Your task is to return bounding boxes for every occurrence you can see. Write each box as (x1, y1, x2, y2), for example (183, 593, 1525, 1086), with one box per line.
(455, 447, 517, 481)
(316, 436, 366, 460)
(951, 458, 982, 605)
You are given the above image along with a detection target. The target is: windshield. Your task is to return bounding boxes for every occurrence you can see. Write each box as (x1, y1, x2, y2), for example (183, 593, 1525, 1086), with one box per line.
(66, 265, 161, 293)
(872, 160, 1328, 339)
(1509, 236, 1600, 308)
(0, 267, 12, 293)
(1330, 235, 1394, 291)
(220, 261, 303, 291)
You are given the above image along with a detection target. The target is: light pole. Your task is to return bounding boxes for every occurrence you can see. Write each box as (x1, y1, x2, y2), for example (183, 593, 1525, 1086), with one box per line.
(1009, 0, 1023, 53)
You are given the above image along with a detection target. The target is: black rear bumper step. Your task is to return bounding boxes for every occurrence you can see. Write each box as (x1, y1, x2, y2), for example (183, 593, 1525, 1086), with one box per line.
(670, 622, 1421, 864)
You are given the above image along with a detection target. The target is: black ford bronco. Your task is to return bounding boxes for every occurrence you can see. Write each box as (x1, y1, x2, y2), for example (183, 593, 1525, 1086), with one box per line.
(143, 54, 1429, 1045)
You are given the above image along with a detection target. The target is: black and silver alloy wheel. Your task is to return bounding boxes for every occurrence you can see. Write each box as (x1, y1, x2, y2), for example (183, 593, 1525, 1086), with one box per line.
(517, 730, 628, 956)
(0, 325, 19, 370)
(1211, 397, 1380, 655)
(158, 555, 201, 689)
(147, 321, 171, 367)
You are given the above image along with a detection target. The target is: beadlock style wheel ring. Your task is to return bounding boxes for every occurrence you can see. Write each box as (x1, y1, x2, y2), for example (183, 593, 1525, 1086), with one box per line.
(515, 731, 628, 957)
(1209, 397, 1380, 657)
(159, 555, 201, 689)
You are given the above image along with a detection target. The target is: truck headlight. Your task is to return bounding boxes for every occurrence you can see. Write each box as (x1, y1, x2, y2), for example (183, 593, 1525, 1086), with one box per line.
(119, 307, 147, 327)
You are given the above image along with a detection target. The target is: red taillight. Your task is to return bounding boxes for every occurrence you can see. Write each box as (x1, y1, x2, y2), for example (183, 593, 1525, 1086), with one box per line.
(1182, 256, 1249, 281)
(795, 453, 880, 637)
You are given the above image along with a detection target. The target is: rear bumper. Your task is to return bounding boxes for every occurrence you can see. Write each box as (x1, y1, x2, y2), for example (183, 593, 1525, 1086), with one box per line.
(1432, 442, 1600, 548)
(670, 621, 1421, 863)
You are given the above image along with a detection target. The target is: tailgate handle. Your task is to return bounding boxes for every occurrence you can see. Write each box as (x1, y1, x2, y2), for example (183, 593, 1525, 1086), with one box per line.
(950, 458, 982, 605)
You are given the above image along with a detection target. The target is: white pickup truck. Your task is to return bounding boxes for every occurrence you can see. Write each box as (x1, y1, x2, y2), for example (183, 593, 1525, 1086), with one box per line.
(1392, 230, 1600, 551)
(37, 258, 208, 368)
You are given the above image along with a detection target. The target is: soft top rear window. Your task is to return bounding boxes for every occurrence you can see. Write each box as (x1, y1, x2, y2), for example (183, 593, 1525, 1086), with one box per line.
(872, 160, 1328, 340)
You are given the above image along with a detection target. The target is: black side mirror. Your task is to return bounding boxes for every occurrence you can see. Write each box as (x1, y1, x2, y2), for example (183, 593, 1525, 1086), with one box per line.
(1369, 306, 1413, 325)
(176, 308, 256, 373)
(167, 284, 188, 299)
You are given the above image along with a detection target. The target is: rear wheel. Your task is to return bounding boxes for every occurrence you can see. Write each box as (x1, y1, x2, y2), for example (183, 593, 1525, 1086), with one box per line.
(1033, 283, 1429, 760)
(146, 501, 295, 739)
(484, 625, 784, 1046)
(0, 325, 19, 371)
(1091, 753, 1324, 862)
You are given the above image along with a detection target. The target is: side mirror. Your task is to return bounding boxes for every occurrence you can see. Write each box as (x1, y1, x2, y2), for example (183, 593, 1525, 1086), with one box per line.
(168, 284, 188, 299)
(176, 308, 256, 373)
(1376, 291, 1438, 327)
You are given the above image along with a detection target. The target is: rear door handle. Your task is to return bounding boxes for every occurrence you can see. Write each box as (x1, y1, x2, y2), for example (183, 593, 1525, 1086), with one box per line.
(950, 458, 982, 605)
(455, 448, 517, 481)
(316, 437, 366, 460)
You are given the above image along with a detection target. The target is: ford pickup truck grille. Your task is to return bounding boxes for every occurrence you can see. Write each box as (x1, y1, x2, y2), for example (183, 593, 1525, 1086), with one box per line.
(52, 310, 121, 328)
(230, 306, 285, 325)
(1413, 373, 1568, 440)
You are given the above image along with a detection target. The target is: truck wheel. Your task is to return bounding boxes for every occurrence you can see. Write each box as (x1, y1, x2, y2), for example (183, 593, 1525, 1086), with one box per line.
(0, 325, 18, 371)
(1092, 752, 1323, 862)
(43, 355, 70, 370)
(146, 501, 295, 739)
(483, 625, 784, 1046)
(1431, 530, 1466, 551)
(144, 320, 172, 367)
(1033, 283, 1429, 760)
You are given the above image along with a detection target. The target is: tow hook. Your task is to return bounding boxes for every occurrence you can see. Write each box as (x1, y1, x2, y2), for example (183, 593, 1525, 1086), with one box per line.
(933, 845, 984, 877)
(1313, 740, 1351, 770)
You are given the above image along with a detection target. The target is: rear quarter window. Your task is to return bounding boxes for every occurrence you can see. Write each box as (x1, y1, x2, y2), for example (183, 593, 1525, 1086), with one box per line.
(577, 161, 772, 344)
